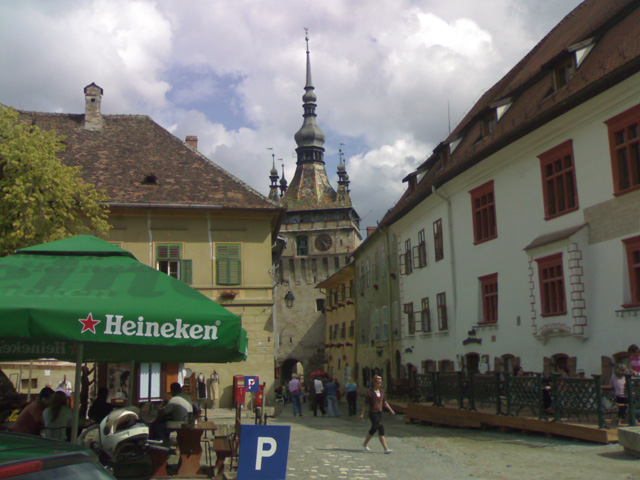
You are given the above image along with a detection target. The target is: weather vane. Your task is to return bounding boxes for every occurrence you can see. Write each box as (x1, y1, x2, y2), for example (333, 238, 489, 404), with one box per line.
(305, 27, 309, 52)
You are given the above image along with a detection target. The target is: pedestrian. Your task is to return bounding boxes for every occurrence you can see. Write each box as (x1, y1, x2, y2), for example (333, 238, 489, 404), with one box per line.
(628, 344, 640, 375)
(313, 376, 326, 417)
(79, 365, 95, 420)
(325, 378, 340, 417)
(288, 374, 303, 417)
(359, 375, 395, 453)
(344, 378, 358, 416)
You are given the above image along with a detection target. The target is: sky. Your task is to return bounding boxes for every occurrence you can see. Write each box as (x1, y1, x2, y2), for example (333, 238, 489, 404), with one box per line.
(0, 0, 584, 230)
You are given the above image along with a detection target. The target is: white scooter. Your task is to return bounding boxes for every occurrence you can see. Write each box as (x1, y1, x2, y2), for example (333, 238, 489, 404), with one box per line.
(78, 406, 169, 478)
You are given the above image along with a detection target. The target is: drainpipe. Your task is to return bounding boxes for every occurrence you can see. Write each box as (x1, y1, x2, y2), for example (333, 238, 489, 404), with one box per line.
(431, 185, 457, 341)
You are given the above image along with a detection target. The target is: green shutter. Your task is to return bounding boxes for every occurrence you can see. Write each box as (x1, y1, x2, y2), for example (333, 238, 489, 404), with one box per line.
(180, 260, 193, 285)
(157, 244, 181, 260)
(216, 243, 241, 286)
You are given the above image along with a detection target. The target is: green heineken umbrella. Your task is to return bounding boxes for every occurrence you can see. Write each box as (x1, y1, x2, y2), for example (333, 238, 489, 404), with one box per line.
(0, 235, 248, 363)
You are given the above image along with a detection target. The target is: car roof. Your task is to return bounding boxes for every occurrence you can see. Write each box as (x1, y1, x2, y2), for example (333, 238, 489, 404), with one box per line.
(0, 432, 96, 465)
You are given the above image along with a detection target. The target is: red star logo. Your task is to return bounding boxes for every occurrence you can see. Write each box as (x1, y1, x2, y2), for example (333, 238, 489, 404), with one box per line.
(78, 313, 101, 334)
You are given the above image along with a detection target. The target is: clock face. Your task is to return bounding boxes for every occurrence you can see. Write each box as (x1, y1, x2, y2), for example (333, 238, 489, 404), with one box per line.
(315, 234, 333, 252)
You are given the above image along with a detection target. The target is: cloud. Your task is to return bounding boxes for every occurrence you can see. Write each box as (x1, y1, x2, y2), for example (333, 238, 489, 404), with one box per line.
(0, 0, 583, 231)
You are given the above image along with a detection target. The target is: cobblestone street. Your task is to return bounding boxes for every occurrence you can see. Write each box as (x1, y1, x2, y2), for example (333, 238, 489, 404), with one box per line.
(266, 408, 640, 480)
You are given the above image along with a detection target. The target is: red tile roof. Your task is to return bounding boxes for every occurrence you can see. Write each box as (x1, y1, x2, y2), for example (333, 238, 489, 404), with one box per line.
(381, 0, 640, 227)
(17, 111, 282, 212)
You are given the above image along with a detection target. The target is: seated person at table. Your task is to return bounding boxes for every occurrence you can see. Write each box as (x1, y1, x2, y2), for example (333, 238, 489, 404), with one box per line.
(151, 382, 194, 444)
(88, 387, 114, 424)
(11, 387, 54, 435)
(43, 391, 73, 440)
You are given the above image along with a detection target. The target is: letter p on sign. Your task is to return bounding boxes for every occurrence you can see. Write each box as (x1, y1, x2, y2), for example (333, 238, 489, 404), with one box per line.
(238, 425, 290, 480)
(256, 437, 276, 469)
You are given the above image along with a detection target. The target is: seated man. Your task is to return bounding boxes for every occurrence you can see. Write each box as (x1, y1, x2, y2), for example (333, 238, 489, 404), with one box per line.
(11, 387, 54, 435)
(151, 382, 193, 444)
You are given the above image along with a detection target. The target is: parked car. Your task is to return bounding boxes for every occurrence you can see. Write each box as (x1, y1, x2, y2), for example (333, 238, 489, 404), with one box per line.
(0, 432, 115, 479)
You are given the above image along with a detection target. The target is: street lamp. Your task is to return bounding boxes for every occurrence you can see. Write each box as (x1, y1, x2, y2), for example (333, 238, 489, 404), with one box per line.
(284, 290, 295, 309)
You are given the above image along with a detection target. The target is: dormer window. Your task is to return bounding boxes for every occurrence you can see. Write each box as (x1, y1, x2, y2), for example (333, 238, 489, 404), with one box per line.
(568, 37, 595, 68)
(481, 110, 498, 138)
(554, 56, 575, 91)
(449, 137, 462, 153)
(142, 174, 158, 185)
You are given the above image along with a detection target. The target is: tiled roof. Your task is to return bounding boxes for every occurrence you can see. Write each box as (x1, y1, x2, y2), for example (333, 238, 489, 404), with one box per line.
(381, 0, 640, 227)
(17, 111, 282, 211)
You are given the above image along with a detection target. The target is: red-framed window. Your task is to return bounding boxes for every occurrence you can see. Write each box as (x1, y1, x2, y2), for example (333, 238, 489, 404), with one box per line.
(623, 235, 640, 307)
(469, 180, 497, 244)
(414, 229, 427, 268)
(404, 302, 415, 335)
(420, 297, 431, 333)
(538, 140, 579, 219)
(436, 292, 448, 331)
(433, 219, 444, 261)
(479, 273, 498, 324)
(605, 103, 640, 195)
(536, 253, 566, 316)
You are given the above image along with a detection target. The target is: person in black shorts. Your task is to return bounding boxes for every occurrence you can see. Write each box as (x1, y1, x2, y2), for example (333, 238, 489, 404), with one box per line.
(359, 375, 395, 453)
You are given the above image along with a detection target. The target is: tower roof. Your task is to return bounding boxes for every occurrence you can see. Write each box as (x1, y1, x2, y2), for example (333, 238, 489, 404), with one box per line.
(282, 32, 353, 211)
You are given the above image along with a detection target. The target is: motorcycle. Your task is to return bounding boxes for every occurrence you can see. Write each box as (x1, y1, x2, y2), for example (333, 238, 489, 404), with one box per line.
(78, 405, 170, 478)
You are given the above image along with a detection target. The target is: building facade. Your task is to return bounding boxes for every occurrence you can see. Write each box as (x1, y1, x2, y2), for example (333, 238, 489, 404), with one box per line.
(270, 38, 361, 382)
(317, 263, 356, 384)
(366, 0, 640, 381)
(15, 84, 285, 406)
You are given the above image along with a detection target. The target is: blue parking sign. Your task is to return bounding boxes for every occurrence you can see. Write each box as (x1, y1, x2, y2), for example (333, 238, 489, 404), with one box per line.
(244, 375, 259, 392)
(237, 425, 290, 480)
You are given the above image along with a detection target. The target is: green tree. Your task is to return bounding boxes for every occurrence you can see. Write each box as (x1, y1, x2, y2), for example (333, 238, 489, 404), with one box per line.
(0, 107, 110, 256)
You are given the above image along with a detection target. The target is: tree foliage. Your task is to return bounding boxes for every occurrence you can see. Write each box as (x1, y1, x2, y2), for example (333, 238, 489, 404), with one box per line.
(0, 107, 110, 256)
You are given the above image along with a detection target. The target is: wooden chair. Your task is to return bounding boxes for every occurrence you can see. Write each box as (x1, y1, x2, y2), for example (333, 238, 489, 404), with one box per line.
(211, 405, 241, 475)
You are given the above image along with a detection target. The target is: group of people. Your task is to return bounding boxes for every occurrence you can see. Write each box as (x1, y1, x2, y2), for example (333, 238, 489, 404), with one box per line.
(10, 387, 73, 440)
(287, 373, 396, 453)
(610, 344, 640, 423)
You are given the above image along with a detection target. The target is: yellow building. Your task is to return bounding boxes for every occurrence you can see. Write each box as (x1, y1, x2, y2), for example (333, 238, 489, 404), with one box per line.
(316, 264, 356, 384)
(15, 84, 285, 407)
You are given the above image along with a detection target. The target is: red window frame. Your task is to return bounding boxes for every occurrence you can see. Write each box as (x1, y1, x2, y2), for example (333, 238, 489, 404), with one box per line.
(433, 219, 444, 261)
(536, 253, 566, 316)
(479, 273, 498, 324)
(436, 292, 448, 331)
(404, 302, 415, 335)
(538, 140, 579, 219)
(469, 180, 497, 244)
(605, 103, 640, 195)
(623, 235, 640, 308)
(420, 297, 431, 333)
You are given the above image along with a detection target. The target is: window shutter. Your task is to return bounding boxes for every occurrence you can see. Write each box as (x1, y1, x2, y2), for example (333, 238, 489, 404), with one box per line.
(216, 244, 241, 286)
(157, 244, 181, 259)
(567, 356, 577, 376)
(180, 260, 193, 285)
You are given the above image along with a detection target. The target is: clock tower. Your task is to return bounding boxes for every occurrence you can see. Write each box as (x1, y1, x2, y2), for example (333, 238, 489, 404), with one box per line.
(270, 33, 361, 381)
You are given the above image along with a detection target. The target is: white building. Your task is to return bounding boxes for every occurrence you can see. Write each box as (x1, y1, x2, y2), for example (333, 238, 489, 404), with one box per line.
(375, 0, 640, 379)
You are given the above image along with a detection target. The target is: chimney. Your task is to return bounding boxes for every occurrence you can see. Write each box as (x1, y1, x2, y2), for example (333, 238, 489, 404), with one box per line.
(185, 136, 198, 150)
(83, 83, 104, 131)
(366, 227, 376, 237)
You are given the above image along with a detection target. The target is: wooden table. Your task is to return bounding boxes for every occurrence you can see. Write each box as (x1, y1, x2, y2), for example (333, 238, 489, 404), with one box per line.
(151, 420, 217, 479)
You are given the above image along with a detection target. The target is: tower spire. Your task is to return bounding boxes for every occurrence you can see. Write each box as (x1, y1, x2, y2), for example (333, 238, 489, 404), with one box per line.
(268, 148, 280, 201)
(293, 28, 325, 160)
(279, 161, 288, 197)
(336, 144, 351, 206)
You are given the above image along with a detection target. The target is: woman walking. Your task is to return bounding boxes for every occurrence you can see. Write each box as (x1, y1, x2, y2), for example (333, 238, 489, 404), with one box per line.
(288, 374, 303, 416)
(359, 375, 395, 453)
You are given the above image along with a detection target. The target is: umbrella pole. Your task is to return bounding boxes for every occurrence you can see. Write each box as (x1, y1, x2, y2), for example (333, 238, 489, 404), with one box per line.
(71, 343, 83, 443)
